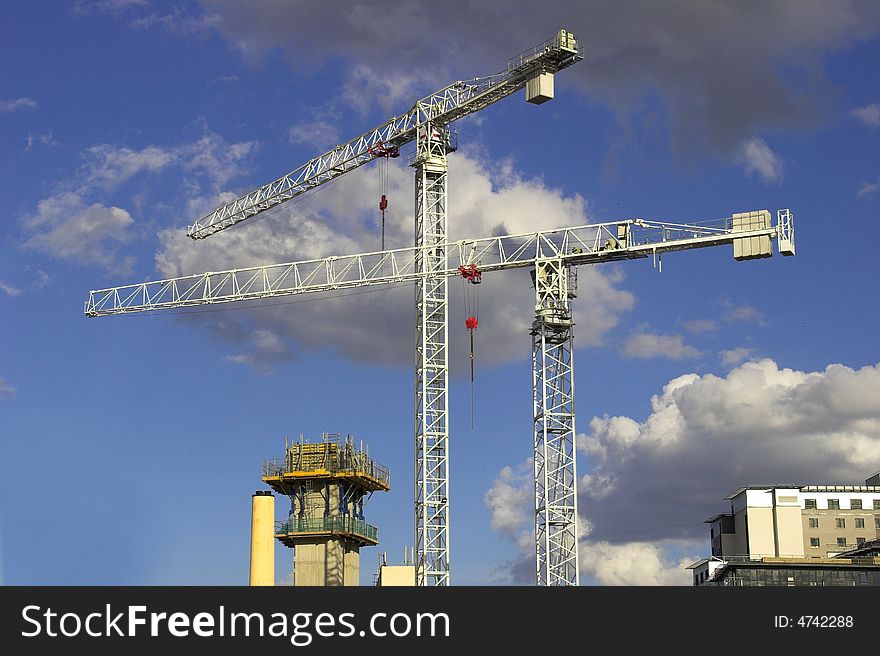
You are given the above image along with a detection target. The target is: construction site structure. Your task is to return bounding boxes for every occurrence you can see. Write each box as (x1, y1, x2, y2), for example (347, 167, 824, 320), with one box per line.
(256, 433, 390, 586)
(84, 28, 797, 587)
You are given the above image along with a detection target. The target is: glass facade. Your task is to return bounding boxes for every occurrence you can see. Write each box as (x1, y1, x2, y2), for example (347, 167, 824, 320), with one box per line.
(718, 567, 880, 586)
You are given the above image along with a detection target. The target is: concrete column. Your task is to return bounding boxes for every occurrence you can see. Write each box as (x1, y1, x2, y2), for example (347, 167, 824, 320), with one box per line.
(249, 491, 275, 586)
(343, 542, 360, 586)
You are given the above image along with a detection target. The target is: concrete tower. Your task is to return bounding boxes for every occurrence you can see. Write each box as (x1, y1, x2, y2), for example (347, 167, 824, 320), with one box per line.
(261, 433, 390, 586)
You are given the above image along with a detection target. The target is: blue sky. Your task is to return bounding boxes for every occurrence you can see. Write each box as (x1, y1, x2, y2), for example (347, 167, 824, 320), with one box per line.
(2, 1, 880, 585)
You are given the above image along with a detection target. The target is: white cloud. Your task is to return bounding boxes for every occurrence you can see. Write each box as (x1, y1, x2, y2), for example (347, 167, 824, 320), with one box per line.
(29, 270, 50, 291)
(20, 129, 257, 274)
(155, 150, 634, 369)
(719, 347, 756, 366)
(0, 281, 21, 297)
(224, 328, 293, 373)
(0, 377, 15, 399)
(852, 103, 880, 128)
(622, 331, 701, 360)
(722, 302, 764, 325)
(683, 319, 717, 334)
(580, 359, 880, 543)
(288, 120, 340, 151)
(342, 64, 444, 115)
(484, 462, 533, 539)
(130, 8, 222, 35)
(24, 192, 136, 275)
(24, 132, 58, 152)
(0, 97, 38, 112)
(484, 460, 699, 585)
(858, 181, 878, 197)
(74, 0, 147, 13)
(81, 143, 175, 190)
(736, 137, 783, 183)
(580, 540, 698, 586)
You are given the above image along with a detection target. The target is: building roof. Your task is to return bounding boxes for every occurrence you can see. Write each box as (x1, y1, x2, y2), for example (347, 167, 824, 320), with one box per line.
(723, 482, 880, 499)
(703, 512, 733, 524)
(723, 485, 802, 499)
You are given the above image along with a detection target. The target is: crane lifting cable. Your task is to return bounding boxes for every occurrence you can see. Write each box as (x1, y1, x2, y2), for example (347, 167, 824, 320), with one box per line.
(369, 140, 399, 250)
(459, 264, 481, 428)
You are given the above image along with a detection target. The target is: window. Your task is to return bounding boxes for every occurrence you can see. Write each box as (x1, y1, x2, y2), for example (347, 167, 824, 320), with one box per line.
(874, 499, 880, 510)
(836, 518, 846, 529)
(828, 499, 840, 510)
(851, 499, 862, 510)
(810, 537, 820, 547)
(837, 537, 847, 547)
(857, 537, 866, 546)
(808, 518, 819, 529)
(804, 498, 817, 509)
(855, 518, 865, 529)
(876, 517, 880, 529)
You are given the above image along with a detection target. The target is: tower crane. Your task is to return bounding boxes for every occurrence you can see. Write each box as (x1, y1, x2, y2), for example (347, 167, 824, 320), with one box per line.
(86, 210, 796, 586)
(104, 28, 583, 588)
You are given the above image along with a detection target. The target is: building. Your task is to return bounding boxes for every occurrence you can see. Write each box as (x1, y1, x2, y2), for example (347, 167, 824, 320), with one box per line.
(689, 471, 880, 586)
(249, 432, 390, 586)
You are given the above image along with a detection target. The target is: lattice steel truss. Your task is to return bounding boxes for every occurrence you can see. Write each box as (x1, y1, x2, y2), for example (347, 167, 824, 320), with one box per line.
(531, 259, 579, 586)
(413, 123, 451, 586)
(186, 34, 582, 240)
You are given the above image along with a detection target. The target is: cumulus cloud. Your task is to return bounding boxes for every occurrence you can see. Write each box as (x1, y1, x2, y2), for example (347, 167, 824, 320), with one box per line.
(736, 137, 783, 183)
(342, 64, 442, 115)
(20, 129, 256, 274)
(198, 0, 880, 154)
(223, 328, 294, 373)
(484, 462, 533, 540)
(622, 331, 701, 360)
(484, 460, 699, 585)
(852, 103, 880, 127)
(580, 359, 880, 544)
(155, 150, 634, 369)
(288, 120, 340, 151)
(719, 347, 756, 367)
(24, 192, 136, 275)
(0, 97, 38, 112)
(579, 540, 697, 586)
(486, 358, 880, 583)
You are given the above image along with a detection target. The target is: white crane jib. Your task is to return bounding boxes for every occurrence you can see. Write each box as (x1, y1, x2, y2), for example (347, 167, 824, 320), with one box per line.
(187, 30, 582, 239)
(86, 212, 794, 316)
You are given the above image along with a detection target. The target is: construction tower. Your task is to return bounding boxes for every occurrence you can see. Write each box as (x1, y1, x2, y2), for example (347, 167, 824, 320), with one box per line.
(258, 433, 390, 586)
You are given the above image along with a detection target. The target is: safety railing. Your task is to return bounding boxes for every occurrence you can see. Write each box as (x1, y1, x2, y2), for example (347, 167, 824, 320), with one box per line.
(275, 516, 379, 543)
